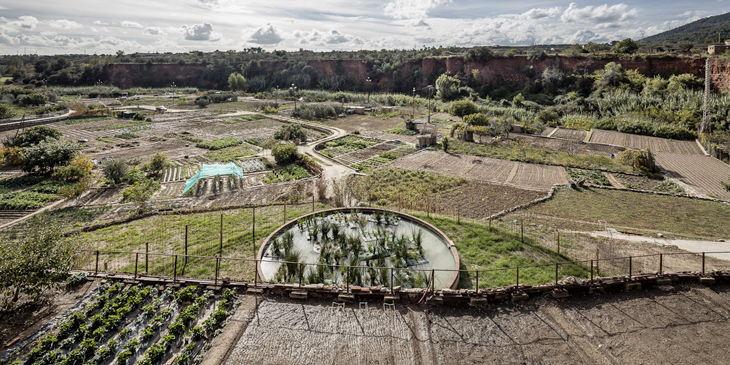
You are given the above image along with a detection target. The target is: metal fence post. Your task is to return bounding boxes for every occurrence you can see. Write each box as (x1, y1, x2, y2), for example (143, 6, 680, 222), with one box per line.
(390, 267, 394, 292)
(659, 254, 663, 276)
(629, 256, 632, 278)
(145, 242, 149, 274)
(346, 266, 350, 293)
(557, 231, 560, 254)
(555, 263, 559, 285)
(298, 263, 303, 288)
(516, 266, 520, 287)
(431, 269, 435, 295)
(254, 260, 258, 287)
(219, 213, 223, 256)
(134, 253, 139, 279)
(95, 250, 99, 274)
(702, 252, 706, 274)
(173, 255, 178, 283)
(215, 257, 220, 286)
(184, 225, 188, 265)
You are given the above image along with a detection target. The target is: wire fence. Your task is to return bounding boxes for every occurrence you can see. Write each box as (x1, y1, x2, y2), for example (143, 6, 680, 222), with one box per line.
(77, 249, 730, 291)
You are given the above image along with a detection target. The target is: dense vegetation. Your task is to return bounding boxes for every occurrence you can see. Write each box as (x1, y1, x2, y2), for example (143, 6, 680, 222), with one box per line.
(641, 12, 730, 46)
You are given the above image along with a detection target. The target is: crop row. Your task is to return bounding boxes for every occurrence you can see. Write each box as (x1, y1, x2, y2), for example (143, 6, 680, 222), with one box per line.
(12, 282, 238, 365)
(263, 164, 311, 184)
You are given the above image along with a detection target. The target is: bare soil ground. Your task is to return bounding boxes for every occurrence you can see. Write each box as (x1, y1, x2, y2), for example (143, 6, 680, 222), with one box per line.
(316, 113, 408, 133)
(589, 130, 703, 154)
(654, 152, 730, 201)
(224, 283, 730, 365)
(387, 150, 568, 192)
(509, 133, 621, 156)
(360, 131, 418, 145)
(429, 182, 545, 219)
(607, 173, 668, 191)
(0, 280, 99, 349)
(551, 127, 587, 141)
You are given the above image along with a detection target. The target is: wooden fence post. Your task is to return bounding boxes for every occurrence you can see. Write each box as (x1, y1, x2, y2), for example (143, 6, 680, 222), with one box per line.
(555, 263, 559, 285)
(95, 250, 99, 274)
(590, 260, 594, 283)
(431, 269, 435, 295)
(252, 206, 256, 249)
(516, 266, 520, 287)
(134, 253, 139, 279)
(390, 267, 394, 291)
(283, 202, 286, 224)
(702, 252, 706, 274)
(520, 220, 524, 243)
(346, 266, 350, 293)
(298, 263, 303, 288)
(475, 271, 479, 291)
(184, 225, 188, 265)
(595, 248, 599, 276)
(557, 231, 560, 254)
(215, 257, 220, 286)
(628, 256, 632, 278)
(254, 260, 258, 287)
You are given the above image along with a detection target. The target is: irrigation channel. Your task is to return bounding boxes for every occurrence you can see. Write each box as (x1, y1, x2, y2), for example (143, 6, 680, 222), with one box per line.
(257, 208, 460, 289)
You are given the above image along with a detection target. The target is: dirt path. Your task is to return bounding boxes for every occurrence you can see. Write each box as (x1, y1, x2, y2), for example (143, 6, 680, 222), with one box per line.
(590, 231, 730, 261)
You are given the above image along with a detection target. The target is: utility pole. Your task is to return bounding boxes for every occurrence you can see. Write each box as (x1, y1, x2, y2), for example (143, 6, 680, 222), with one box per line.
(701, 58, 711, 134)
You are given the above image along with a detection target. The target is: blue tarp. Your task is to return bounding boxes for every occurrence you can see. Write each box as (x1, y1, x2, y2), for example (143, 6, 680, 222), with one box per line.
(182, 163, 244, 195)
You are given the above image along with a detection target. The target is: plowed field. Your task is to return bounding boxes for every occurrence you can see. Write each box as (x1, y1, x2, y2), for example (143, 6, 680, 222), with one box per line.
(430, 182, 545, 219)
(386, 150, 568, 192)
(589, 129, 702, 154)
(655, 152, 730, 201)
(551, 127, 587, 141)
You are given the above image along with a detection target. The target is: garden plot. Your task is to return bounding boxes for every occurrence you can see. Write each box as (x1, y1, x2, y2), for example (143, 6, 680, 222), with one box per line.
(386, 150, 568, 192)
(236, 157, 267, 173)
(430, 182, 546, 219)
(654, 152, 730, 201)
(360, 130, 418, 145)
(509, 133, 621, 156)
(589, 129, 703, 154)
(162, 160, 202, 183)
(318, 135, 381, 159)
(551, 127, 587, 141)
(6, 282, 238, 365)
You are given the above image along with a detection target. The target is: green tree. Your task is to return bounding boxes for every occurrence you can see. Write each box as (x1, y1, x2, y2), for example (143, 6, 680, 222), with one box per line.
(102, 159, 129, 184)
(667, 74, 703, 92)
(449, 99, 477, 121)
(435, 73, 460, 101)
(512, 93, 525, 108)
(611, 38, 640, 54)
(271, 143, 299, 165)
(274, 123, 307, 142)
(0, 104, 15, 120)
(0, 218, 80, 304)
(20, 140, 82, 174)
(122, 178, 161, 212)
(463, 113, 489, 126)
(227, 73, 246, 92)
(13, 125, 62, 147)
(441, 137, 449, 152)
(195, 95, 211, 108)
(147, 152, 168, 176)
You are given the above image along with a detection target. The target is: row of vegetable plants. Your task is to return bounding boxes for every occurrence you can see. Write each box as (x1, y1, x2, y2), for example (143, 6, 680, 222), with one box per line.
(10, 282, 238, 365)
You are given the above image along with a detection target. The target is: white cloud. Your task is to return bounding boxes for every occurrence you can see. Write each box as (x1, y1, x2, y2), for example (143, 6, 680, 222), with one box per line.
(292, 28, 365, 47)
(15, 15, 39, 30)
(122, 21, 144, 28)
(247, 24, 283, 44)
(47, 19, 83, 30)
(183, 22, 221, 41)
(0, 32, 19, 45)
(143, 27, 166, 36)
(90, 27, 110, 33)
(93, 20, 108, 25)
(561, 2, 637, 24)
(383, 0, 452, 19)
(567, 29, 598, 43)
(520, 7, 561, 20)
(409, 19, 430, 28)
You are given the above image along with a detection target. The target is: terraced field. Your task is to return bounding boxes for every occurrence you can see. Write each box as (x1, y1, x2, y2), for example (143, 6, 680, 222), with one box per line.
(655, 152, 730, 201)
(386, 150, 568, 192)
(589, 129, 703, 154)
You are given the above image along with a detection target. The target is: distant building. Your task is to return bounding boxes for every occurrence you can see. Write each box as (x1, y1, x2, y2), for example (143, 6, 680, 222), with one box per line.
(708, 41, 730, 54)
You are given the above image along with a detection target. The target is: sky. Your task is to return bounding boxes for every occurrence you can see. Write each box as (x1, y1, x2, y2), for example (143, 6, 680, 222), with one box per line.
(0, 1, 728, 55)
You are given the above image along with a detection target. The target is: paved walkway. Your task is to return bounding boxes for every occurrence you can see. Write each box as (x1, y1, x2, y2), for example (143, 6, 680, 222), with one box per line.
(589, 231, 730, 261)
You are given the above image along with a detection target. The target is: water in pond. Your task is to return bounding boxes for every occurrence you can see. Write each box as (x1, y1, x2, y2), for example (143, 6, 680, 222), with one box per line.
(261, 211, 457, 289)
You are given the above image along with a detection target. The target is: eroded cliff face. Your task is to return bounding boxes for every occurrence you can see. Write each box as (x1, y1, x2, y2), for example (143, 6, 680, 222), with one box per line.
(105, 63, 217, 89)
(105, 56, 708, 91)
(710, 60, 730, 92)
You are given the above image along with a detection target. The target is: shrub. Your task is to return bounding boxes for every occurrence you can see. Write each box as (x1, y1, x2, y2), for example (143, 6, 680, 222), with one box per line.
(449, 100, 478, 121)
(20, 140, 82, 175)
(271, 143, 299, 165)
(274, 123, 307, 142)
(52, 154, 93, 181)
(290, 103, 344, 120)
(12, 126, 62, 147)
(102, 159, 128, 185)
(196, 137, 243, 150)
(147, 152, 167, 175)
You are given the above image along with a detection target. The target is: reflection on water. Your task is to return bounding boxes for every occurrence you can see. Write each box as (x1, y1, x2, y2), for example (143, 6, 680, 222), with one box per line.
(261, 210, 456, 289)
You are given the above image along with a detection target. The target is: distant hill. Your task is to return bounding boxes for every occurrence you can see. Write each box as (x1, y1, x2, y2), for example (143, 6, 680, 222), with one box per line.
(641, 12, 730, 45)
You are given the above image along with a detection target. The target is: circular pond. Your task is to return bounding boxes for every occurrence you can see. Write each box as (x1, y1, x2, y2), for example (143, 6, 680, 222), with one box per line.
(257, 208, 459, 289)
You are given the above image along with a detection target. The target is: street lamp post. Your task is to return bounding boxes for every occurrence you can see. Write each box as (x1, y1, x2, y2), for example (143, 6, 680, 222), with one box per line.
(366, 77, 372, 105)
(290, 84, 298, 113)
(427, 85, 434, 124)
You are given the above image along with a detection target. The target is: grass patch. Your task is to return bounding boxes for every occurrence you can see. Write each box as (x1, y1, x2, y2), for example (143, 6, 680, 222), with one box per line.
(55, 116, 112, 126)
(413, 214, 588, 289)
(448, 139, 633, 173)
(385, 128, 418, 136)
(84, 120, 152, 132)
(528, 187, 730, 239)
(366, 168, 468, 206)
(115, 132, 140, 139)
(225, 114, 266, 123)
(96, 137, 114, 143)
(196, 137, 243, 150)
(204, 145, 256, 163)
(565, 167, 611, 186)
(0, 191, 59, 210)
(1, 206, 111, 240)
